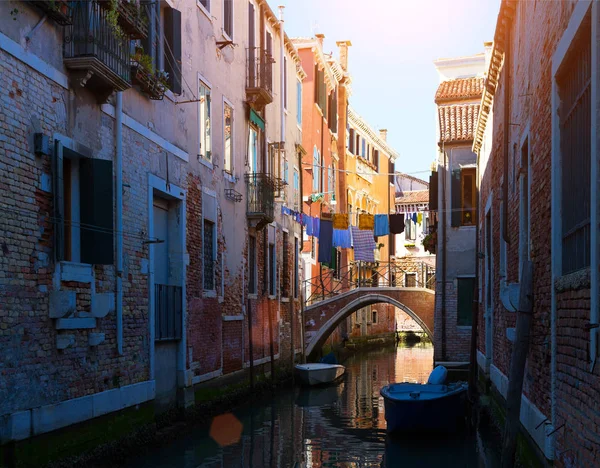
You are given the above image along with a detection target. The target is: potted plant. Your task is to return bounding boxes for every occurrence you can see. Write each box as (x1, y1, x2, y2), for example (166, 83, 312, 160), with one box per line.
(422, 231, 437, 255)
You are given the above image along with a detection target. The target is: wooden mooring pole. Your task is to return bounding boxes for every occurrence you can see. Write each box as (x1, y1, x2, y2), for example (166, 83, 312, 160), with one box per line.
(500, 260, 534, 468)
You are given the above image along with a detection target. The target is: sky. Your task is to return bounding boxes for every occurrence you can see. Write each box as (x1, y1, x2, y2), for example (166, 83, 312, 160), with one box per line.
(276, 0, 501, 180)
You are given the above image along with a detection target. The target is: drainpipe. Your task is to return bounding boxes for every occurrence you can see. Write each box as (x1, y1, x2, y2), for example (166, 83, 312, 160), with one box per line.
(502, 28, 511, 246)
(115, 92, 123, 355)
(440, 146, 447, 361)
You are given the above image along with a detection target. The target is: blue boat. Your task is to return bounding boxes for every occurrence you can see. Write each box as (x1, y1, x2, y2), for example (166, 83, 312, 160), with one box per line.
(380, 367, 468, 433)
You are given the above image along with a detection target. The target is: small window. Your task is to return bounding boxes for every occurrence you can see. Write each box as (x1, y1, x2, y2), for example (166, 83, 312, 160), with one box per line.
(248, 235, 257, 294)
(405, 218, 415, 240)
(312, 147, 320, 192)
(457, 277, 475, 326)
(294, 237, 299, 299)
(461, 168, 476, 225)
(404, 273, 416, 287)
(282, 232, 289, 298)
(223, 101, 233, 173)
(372, 310, 378, 324)
(268, 242, 276, 296)
(293, 168, 300, 210)
(203, 220, 216, 290)
(348, 128, 355, 154)
(199, 0, 210, 13)
(283, 57, 288, 110)
(296, 79, 302, 126)
(311, 237, 315, 260)
(199, 81, 212, 163)
(223, 0, 233, 39)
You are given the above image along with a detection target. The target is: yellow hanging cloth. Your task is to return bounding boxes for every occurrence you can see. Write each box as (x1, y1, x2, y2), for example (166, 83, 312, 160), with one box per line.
(333, 213, 350, 230)
(417, 213, 423, 225)
(358, 213, 374, 231)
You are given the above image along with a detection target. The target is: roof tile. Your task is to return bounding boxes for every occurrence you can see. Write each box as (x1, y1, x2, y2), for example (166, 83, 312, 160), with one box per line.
(438, 103, 480, 143)
(435, 77, 484, 103)
(395, 190, 430, 204)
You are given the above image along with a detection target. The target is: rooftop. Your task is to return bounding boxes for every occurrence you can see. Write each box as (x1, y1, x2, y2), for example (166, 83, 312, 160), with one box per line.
(435, 77, 484, 103)
(395, 190, 430, 204)
(438, 103, 480, 144)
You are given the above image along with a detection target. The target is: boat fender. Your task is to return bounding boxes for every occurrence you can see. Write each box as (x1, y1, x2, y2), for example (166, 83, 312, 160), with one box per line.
(427, 365, 448, 385)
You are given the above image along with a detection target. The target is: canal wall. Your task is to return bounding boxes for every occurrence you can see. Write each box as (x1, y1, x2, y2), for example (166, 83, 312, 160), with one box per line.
(0, 361, 296, 468)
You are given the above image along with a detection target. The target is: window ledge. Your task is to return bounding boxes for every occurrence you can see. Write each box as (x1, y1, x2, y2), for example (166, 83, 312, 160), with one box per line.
(196, 1, 212, 21)
(268, 295, 277, 300)
(60, 261, 93, 283)
(457, 326, 473, 330)
(555, 267, 591, 292)
(199, 157, 213, 170)
(281, 297, 290, 303)
(248, 294, 258, 300)
(223, 171, 237, 183)
(203, 290, 217, 298)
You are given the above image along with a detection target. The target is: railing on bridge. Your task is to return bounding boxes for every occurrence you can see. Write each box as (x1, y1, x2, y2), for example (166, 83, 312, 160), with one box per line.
(303, 261, 435, 306)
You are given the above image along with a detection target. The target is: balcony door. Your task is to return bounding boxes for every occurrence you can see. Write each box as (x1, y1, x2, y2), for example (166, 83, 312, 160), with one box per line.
(249, 127, 258, 173)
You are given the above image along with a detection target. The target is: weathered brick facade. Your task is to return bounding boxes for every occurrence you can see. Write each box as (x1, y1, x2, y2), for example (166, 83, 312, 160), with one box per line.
(475, 1, 599, 464)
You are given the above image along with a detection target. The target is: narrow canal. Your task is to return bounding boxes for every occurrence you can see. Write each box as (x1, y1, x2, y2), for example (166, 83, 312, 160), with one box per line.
(129, 342, 500, 467)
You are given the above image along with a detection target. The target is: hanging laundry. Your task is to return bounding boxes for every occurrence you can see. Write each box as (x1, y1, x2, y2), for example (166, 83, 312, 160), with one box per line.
(313, 217, 320, 238)
(333, 228, 352, 248)
(302, 213, 310, 227)
(374, 214, 390, 236)
(417, 213, 423, 225)
(389, 214, 405, 234)
(333, 213, 350, 230)
(318, 220, 333, 264)
(412, 213, 417, 223)
(351, 226, 376, 263)
(306, 216, 314, 236)
(358, 213, 375, 231)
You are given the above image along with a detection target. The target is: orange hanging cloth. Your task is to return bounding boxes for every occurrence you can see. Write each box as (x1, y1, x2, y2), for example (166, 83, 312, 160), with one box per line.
(358, 213, 374, 231)
(332, 213, 350, 230)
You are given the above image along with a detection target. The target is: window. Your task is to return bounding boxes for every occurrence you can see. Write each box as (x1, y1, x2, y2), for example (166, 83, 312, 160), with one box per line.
(223, 0, 233, 39)
(296, 79, 302, 126)
(372, 310, 378, 324)
(557, 13, 591, 274)
(199, 81, 212, 163)
(426, 272, 435, 290)
(327, 165, 333, 196)
(348, 128, 355, 154)
(283, 56, 288, 110)
(485, 211, 492, 309)
(333, 249, 342, 280)
(311, 237, 315, 260)
(457, 277, 475, 326)
(293, 168, 300, 209)
(266, 32, 273, 89)
(312, 147, 320, 192)
(268, 242, 276, 296)
(361, 138, 366, 158)
(223, 101, 233, 173)
(374, 150, 379, 172)
(248, 235, 257, 294)
(282, 232, 289, 297)
(199, 0, 210, 12)
(203, 220, 215, 290)
(451, 168, 476, 226)
(328, 88, 338, 133)
(405, 273, 416, 287)
(248, 127, 258, 173)
(405, 218, 415, 240)
(53, 143, 114, 265)
(294, 237, 299, 299)
(163, 7, 182, 94)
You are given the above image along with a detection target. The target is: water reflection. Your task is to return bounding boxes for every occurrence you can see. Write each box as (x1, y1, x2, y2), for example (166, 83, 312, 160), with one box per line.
(128, 342, 491, 468)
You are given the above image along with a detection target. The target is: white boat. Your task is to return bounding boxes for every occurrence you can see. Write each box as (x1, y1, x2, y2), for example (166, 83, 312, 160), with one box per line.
(295, 363, 345, 386)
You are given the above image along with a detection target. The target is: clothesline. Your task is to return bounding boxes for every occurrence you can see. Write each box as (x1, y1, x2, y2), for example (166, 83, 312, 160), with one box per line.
(301, 161, 431, 177)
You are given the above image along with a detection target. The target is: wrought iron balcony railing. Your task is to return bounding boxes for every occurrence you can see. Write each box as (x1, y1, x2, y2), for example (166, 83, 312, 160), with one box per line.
(64, 1, 131, 101)
(245, 172, 275, 230)
(246, 47, 274, 108)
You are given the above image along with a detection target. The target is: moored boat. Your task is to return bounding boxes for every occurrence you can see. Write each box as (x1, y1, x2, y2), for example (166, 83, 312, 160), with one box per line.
(380, 366, 467, 432)
(295, 363, 345, 386)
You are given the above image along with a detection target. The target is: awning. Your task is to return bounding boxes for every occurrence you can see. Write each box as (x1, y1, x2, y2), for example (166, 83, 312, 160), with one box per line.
(249, 109, 265, 131)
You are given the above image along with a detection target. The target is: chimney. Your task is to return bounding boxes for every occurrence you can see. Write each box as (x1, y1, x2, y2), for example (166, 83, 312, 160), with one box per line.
(315, 34, 325, 49)
(379, 129, 388, 141)
(336, 40, 352, 72)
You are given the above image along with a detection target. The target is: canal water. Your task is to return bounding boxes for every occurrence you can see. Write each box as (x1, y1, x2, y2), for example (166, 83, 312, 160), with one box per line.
(129, 342, 499, 467)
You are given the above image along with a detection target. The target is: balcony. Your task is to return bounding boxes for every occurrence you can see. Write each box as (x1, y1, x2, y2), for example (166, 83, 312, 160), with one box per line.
(246, 47, 273, 109)
(64, 1, 131, 103)
(245, 173, 275, 230)
(98, 0, 149, 39)
(31, 0, 72, 25)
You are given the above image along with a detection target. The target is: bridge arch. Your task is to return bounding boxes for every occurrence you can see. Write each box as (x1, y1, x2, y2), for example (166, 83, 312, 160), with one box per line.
(304, 288, 434, 358)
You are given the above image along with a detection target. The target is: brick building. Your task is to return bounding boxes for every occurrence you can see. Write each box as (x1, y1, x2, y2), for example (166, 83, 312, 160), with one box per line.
(474, 1, 600, 465)
(0, 0, 304, 451)
(432, 52, 486, 365)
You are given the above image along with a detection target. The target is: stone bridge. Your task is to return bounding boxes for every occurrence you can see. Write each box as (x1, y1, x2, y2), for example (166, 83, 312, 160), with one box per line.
(303, 287, 435, 358)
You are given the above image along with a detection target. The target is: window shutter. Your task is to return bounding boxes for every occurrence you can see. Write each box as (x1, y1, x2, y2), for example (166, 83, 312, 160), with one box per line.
(53, 140, 65, 262)
(451, 169, 461, 227)
(224, 0, 233, 38)
(79, 158, 114, 265)
(349, 128, 355, 153)
(164, 7, 182, 95)
(429, 170, 438, 211)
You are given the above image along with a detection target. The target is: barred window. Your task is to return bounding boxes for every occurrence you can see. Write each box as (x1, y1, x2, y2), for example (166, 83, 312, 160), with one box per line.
(282, 232, 290, 297)
(203, 220, 215, 290)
